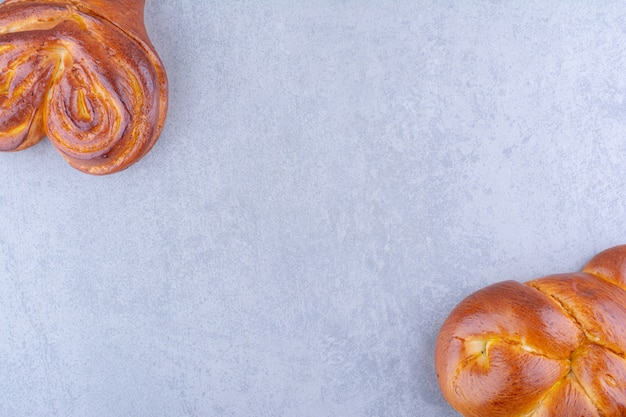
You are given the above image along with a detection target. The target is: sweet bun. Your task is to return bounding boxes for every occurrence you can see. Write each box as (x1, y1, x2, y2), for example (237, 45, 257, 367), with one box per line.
(435, 245, 626, 416)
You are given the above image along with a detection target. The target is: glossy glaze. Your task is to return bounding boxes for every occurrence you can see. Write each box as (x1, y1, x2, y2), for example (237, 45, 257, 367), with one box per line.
(435, 245, 626, 416)
(0, 0, 167, 175)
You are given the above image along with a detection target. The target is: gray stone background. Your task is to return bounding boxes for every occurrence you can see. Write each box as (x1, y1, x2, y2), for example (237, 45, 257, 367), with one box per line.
(1, 1, 626, 416)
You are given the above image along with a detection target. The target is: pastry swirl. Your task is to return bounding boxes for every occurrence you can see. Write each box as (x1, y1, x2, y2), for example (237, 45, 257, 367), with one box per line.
(0, 0, 167, 175)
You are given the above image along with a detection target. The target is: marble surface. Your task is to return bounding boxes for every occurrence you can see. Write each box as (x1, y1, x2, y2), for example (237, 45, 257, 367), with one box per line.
(2, 1, 626, 416)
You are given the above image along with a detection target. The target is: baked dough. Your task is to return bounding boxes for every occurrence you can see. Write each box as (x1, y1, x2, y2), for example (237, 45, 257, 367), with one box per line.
(0, 0, 168, 174)
(435, 245, 626, 416)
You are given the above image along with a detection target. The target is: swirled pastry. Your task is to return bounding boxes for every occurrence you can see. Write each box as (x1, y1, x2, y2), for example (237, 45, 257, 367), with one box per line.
(0, 0, 168, 175)
(435, 245, 626, 416)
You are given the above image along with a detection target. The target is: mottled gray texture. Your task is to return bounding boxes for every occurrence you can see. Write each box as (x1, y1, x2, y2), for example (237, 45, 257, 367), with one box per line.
(1, 1, 626, 416)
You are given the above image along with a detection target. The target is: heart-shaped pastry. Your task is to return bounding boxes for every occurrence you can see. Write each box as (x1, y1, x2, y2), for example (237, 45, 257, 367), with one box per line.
(0, 0, 168, 175)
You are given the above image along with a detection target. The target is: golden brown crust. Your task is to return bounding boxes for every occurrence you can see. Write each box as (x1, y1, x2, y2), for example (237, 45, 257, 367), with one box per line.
(0, 0, 167, 175)
(435, 245, 626, 416)
(532, 378, 600, 417)
(582, 245, 626, 290)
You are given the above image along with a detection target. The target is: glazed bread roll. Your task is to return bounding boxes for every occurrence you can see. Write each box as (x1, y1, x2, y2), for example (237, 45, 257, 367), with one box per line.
(435, 245, 626, 416)
(0, 0, 167, 175)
